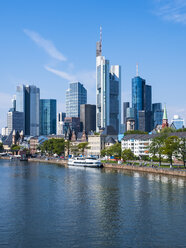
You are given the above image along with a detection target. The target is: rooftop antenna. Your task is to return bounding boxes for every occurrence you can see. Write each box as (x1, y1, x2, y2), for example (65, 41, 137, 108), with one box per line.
(136, 63, 139, 77)
(100, 26, 102, 55)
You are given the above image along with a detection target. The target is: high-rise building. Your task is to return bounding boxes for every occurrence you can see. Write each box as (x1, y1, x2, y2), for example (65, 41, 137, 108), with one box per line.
(66, 82, 87, 118)
(171, 115, 184, 129)
(152, 103, 163, 128)
(80, 104, 96, 134)
(109, 65, 121, 134)
(64, 117, 80, 136)
(1, 127, 8, 136)
(96, 28, 121, 134)
(132, 69, 153, 131)
(123, 102, 130, 131)
(57, 112, 66, 135)
(16, 84, 40, 136)
(40, 99, 57, 135)
(7, 111, 24, 135)
(145, 85, 152, 111)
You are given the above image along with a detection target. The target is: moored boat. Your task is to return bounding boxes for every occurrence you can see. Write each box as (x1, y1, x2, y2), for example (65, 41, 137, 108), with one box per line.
(68, 157, 102, 168)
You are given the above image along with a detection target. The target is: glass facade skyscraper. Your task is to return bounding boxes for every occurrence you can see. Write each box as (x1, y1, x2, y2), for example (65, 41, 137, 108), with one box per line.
(96, 30, 121, 134)
(171, 115, 184, 129)
(66, 82, 87, 118)
(40, 99, 57, 135)
(132, 76, 153, 131)
(16, 84, 40, 136)
(152, 103, 163, 128)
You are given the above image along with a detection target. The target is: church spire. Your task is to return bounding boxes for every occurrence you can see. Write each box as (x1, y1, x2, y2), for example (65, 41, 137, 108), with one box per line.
(162, 104, 169, 129)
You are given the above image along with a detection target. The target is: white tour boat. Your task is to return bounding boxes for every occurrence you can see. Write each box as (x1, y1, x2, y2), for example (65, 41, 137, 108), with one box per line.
(68, 157, 102, 168)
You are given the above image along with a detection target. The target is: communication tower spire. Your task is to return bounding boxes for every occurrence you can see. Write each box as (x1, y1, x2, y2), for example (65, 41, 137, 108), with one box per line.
(136, 63, 139, 77)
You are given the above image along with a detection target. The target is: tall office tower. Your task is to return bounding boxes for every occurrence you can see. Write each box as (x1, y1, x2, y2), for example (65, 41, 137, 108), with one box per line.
(132, 76, 145, 129)
(7, 111, 24, 135)
(16, 84, 40, 136)
(57, 112, 66, 135)
(66, 82, 87, 118)
(123, 102, 130, 131)
(109, 65, 121, 134)
(96, 28, 121, 134)
(1, 127, 8, 136)
(145, 85, 152, 111)
(152, 103, 163, 128)
(80, 104, 96, 134)
(171, 115, 184, 129)
(40, 99, 57, 135)
(138, 110, 152, 132)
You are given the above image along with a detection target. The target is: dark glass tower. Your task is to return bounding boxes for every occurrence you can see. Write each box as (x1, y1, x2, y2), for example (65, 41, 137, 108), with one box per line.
(40, 99, 57, 135)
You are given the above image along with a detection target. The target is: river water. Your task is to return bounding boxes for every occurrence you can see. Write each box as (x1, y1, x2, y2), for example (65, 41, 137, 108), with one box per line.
(0, 159, 186, 248)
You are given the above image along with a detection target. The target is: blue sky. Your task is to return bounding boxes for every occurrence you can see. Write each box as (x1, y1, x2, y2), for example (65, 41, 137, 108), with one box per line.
(0, 0, 186, 130)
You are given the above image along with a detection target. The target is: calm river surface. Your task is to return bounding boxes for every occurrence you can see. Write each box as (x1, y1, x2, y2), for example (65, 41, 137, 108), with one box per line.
(0, 159, 186, 248)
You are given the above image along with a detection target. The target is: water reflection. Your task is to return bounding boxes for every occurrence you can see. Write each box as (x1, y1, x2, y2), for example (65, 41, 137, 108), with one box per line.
(0, 160, 186, 248)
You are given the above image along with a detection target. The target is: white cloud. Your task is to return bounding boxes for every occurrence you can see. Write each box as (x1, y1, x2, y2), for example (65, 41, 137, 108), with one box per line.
(45, 66, 76, 81)
(24, 29, 67, 61)
(154, 0, 186, 24)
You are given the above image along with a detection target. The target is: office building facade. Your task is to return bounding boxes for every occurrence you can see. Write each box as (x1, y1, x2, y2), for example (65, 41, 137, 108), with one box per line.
(171, 115, 184, 129)
(152, 103, 163, 128)
(80, 104, 96, 134)
(66, 82, 87, 118)
(40, 99, 57, 135)
(57, 112, 66, 135)
(7, 111, 24, 135)
(96, 29, 121, 134)
(16, 84, 40, 136)
(123, 102, 130, 132)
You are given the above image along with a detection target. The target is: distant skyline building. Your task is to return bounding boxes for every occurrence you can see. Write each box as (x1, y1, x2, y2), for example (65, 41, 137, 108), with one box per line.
(1, 127, 8, 136)
(57, 112, 66, 135)
(123, 102, 130, 131)
(66, 82, 87, 118)
(40, 99, 57, 135)
(96, 28, 121, 134)
(132, 69, 152, 131)
(171, 115, 184, 129)
(80, 104, 96, 134)
(7, 110, 24, 135)
(16, 84, 40, 136)
(152, 103, 163, 128)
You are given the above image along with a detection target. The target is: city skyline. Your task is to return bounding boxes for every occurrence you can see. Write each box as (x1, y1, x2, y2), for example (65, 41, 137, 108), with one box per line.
(0, 0, 186, 131)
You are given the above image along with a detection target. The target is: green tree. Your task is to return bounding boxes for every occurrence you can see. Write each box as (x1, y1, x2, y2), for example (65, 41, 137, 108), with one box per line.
(162, 136, 179, 166)
(107, 142, 121, 158)
(177, 138, 186, 168)
(11, 144, 21, 152)
(149, 134, 167, 166)
(0, 143, 4, 153)
(41, 138, 65, 156)
(77, 142, 90, 156)
(160, 127, 175, 134)
(121, 149, 134, 161)
(124, 130, 148, 135)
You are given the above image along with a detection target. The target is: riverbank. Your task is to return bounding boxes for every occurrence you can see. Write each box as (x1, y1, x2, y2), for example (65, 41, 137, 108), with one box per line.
(103, 163, 186, 177)
(1, 156, 186, 177)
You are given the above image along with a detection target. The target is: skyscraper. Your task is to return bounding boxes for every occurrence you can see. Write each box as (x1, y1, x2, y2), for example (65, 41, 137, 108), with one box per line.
(152, 103, 163, 128)
(123, 102, 130, 131)
(66, 82, 87, 118)
(80, 104, 96, 134)
(171, 115, 184, 129)
(96, 28, 121, 134)
(7, 111, 24, 135)
(40, 99, 57, 135)
(16, 84, 40, 136)
(57, 112, 66, 135)
(132, 71, 152, 131)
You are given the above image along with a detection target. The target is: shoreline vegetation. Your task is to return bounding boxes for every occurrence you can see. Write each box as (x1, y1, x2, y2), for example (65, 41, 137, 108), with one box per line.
(1, 156, 186, 178)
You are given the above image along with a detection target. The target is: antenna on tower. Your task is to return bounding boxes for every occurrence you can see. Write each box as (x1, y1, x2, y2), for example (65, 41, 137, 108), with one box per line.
(100, 26, 102, 43)
(136, 63, 139, 77)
